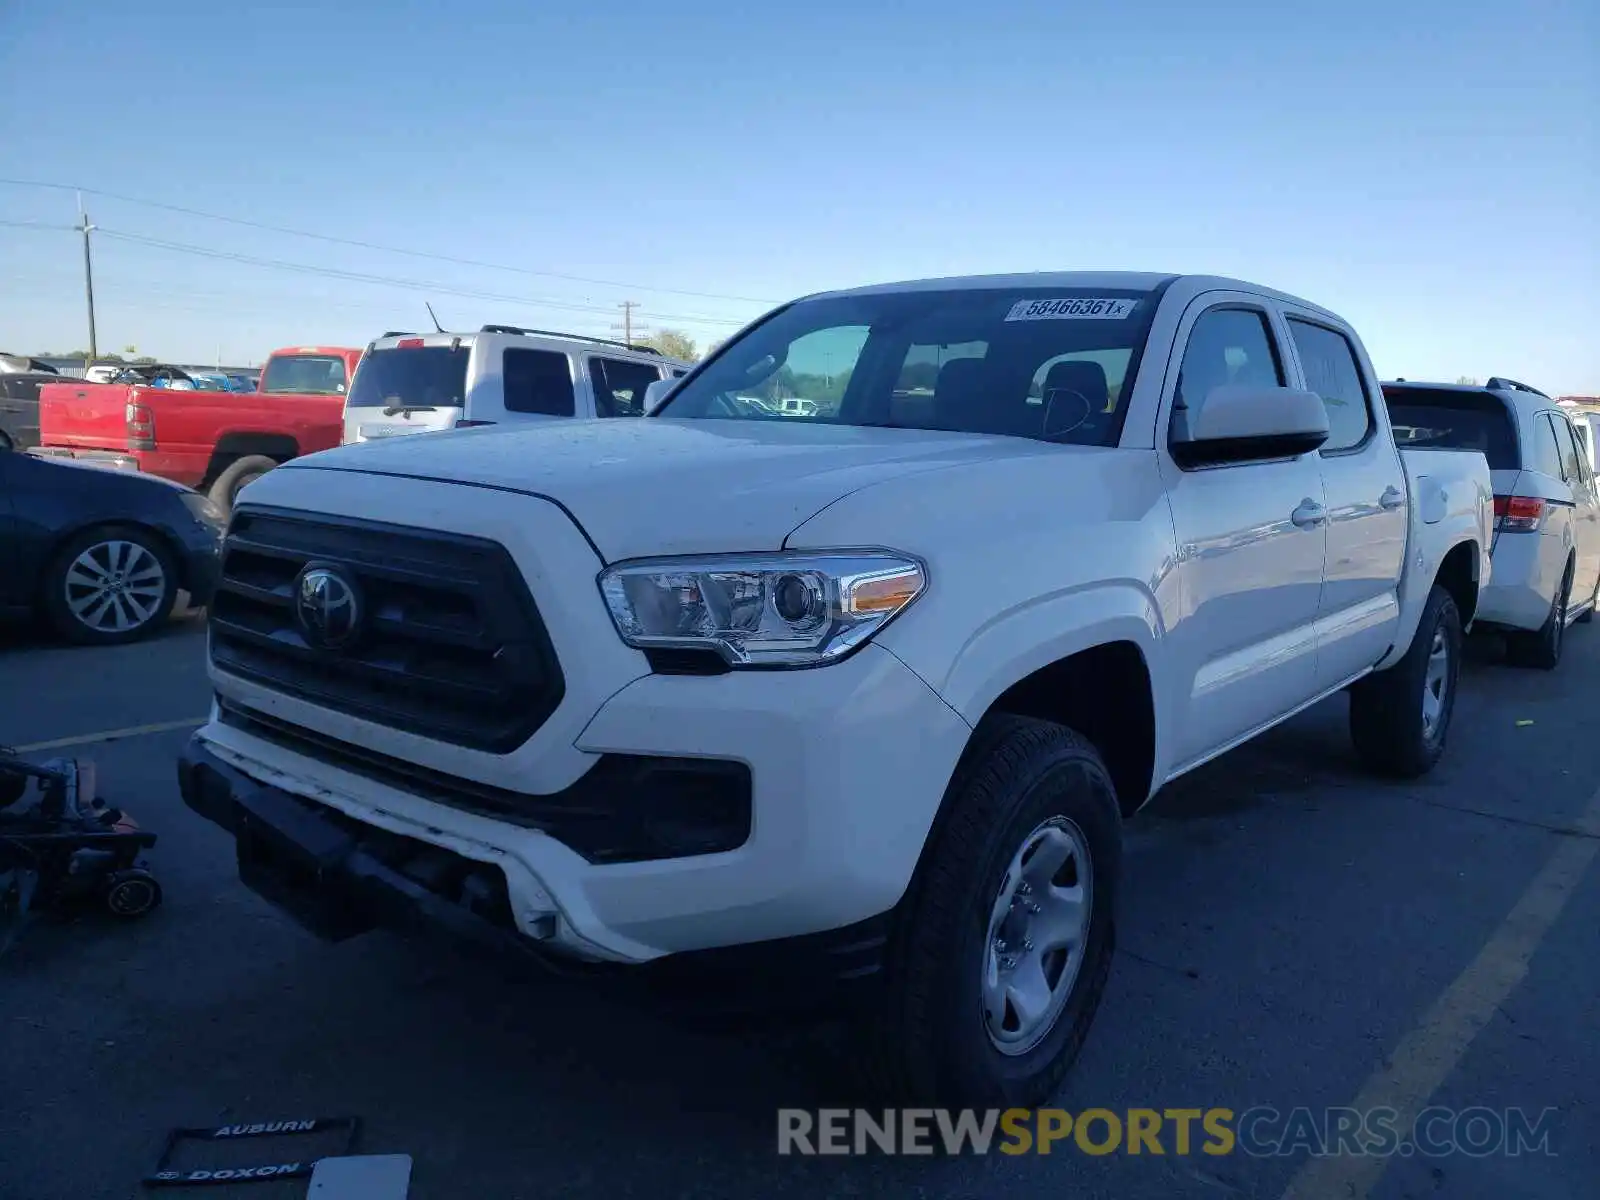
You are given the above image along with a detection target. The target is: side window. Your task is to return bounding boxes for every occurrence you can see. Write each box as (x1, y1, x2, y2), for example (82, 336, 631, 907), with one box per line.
(1175, 307, 1283, 413)
(1529, 414, 1567, 479)
(588, 357, 662, 418)
(502, 348, 575, 417)
(1287, 318, 1372, 452)
(1551, 415, 1586, 485)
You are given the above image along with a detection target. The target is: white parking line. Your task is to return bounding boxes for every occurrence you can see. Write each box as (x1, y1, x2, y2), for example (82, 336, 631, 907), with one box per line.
(12, 718, 208, 754)
(1280, 784, 1600, 1199)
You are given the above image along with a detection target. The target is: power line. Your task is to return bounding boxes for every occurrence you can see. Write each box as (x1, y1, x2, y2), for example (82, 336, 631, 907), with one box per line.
(0, 218, 77, 231)
(0, 177, 782, 306)
(90, 228, 750, 327)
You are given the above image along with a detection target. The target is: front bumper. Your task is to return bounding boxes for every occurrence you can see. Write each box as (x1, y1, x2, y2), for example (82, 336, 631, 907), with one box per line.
(185, 642, 972, 966)
(178, 537, 221, 608)
(178, 729, 919, 1014)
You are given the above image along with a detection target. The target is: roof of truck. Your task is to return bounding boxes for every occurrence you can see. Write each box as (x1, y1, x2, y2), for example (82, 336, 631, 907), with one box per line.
(809, 272, 1343, 321)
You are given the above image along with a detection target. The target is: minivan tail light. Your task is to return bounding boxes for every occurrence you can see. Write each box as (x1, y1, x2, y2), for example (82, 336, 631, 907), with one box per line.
(1493, 494, 1545, 532)
(396, 338, 425, 349)
(126, 401, 155, 449)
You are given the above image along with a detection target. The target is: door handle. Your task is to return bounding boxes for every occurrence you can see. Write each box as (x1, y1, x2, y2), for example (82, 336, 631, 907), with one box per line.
(1380, 485, 1406, 510)
(1291, 499, 1326, 528)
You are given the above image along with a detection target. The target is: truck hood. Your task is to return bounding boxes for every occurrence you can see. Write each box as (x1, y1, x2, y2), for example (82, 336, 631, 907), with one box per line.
(275, 417, 1052, 560)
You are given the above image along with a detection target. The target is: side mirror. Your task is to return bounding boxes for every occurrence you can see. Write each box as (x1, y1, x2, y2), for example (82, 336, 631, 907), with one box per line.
(1170, 384, 1329, 468)
(642, 378, 677, 415)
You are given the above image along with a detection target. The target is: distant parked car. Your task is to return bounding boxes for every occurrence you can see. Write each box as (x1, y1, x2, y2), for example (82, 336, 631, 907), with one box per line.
(0, 373, 54, 451)
(35, 346, 363, 514)
(1384, 377, 1600, 669)
(0, 353, 60, 376)
(340, 325, 691, 443)
(0, 443, 223, 644)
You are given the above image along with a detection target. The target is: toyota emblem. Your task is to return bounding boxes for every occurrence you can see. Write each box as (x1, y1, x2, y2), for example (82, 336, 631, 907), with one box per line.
(293, 565, 363, 650)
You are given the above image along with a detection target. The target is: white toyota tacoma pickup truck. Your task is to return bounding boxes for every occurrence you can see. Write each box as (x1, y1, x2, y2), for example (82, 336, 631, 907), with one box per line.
(179, 272, 1492, 1105)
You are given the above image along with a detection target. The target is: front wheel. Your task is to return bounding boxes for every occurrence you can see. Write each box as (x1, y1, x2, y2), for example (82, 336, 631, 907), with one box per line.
(860, 715, 1120, 1106)
(1350, 583, 1461, 779)
(41, 525, 179, 646)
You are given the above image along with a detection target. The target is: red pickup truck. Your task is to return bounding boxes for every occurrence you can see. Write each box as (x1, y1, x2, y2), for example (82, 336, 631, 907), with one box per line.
(34, 346, 363, 512)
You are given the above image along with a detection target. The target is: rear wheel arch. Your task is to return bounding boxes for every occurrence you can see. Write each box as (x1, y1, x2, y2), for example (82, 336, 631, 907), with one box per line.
(202, 432, 300, 488)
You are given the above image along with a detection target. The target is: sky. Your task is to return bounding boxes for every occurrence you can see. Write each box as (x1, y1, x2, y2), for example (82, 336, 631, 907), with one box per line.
(1, 0, 1595, 391)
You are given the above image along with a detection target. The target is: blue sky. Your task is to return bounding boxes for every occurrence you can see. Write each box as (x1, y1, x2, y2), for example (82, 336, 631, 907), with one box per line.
(2, 0, 1595, 391)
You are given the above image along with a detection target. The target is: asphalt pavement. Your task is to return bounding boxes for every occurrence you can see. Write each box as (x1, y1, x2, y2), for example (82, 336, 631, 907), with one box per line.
(1, 613, 1596, 1200)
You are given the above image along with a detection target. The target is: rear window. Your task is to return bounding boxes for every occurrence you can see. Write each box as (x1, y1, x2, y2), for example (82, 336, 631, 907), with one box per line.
(261, 354, 350, 395)
(346, 346, 469, 410)
(1381, 386, 1518, 471)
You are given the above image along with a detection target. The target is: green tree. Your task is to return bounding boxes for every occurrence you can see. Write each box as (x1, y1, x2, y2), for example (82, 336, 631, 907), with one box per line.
(1456, 375, 1480, 386)
(641, 329, 698, 361)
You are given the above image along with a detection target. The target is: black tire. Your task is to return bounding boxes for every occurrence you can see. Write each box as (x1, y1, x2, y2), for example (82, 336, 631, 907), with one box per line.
(1350, 583, 1462, 779)
(40, 524, 179, 646)
(1505, 562, 1572, 670)
(103, 868, 162, 918)
(207, 454, 278, 513)
(860, 714, 1120, 1107)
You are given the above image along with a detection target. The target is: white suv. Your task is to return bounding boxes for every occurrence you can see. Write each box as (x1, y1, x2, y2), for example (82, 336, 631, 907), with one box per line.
(1385, 377, 1600, 668)
(341, 326, 693, 444)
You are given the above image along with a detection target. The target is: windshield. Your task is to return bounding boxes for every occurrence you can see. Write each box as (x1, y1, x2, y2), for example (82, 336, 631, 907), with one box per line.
(657, 286, 1161, 445)
(345, 345, 469, 410)
(261, 353, 349, 395)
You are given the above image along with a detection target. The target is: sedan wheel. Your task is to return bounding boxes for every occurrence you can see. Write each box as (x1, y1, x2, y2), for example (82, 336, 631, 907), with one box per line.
(43, 527, 178, 645)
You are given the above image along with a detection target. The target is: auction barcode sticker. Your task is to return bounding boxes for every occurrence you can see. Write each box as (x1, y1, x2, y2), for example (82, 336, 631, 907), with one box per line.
(1005, 297, 1138, 321)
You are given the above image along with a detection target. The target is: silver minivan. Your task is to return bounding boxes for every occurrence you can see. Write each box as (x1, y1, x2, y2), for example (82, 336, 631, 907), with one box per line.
(342, 325, 693, 445)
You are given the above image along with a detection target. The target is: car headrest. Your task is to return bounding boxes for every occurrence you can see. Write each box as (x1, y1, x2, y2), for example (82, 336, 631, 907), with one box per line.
(1042, 359, 1110, 414)
(934, 358, 997, 430)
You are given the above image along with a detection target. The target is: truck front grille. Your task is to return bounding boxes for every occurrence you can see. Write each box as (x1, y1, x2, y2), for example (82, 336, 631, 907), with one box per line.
(209, 506, 564, 753)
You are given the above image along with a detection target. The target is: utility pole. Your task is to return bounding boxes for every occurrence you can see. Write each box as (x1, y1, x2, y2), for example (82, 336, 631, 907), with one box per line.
(613, 300, 642, 347)
(77, 194, 98, 367)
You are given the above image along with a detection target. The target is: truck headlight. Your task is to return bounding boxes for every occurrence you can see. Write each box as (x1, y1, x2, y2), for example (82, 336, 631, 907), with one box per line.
(598, 551, 926, 667)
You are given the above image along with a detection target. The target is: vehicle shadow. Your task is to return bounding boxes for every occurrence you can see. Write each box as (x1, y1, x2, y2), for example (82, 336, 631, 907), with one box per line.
(0, 601, 205, 656)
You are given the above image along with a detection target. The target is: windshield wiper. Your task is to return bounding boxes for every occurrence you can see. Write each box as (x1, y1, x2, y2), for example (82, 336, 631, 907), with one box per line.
(381, 400, 439, 416)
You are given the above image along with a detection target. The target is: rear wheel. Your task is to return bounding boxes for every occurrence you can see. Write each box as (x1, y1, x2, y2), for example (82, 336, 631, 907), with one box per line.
(207, 454, 278, 514)
(860, 715, 1120, 1106)
(41, 525, 178, 646)
(1350, 583, 1461, 778)
(1506, 562, 1572, 670)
